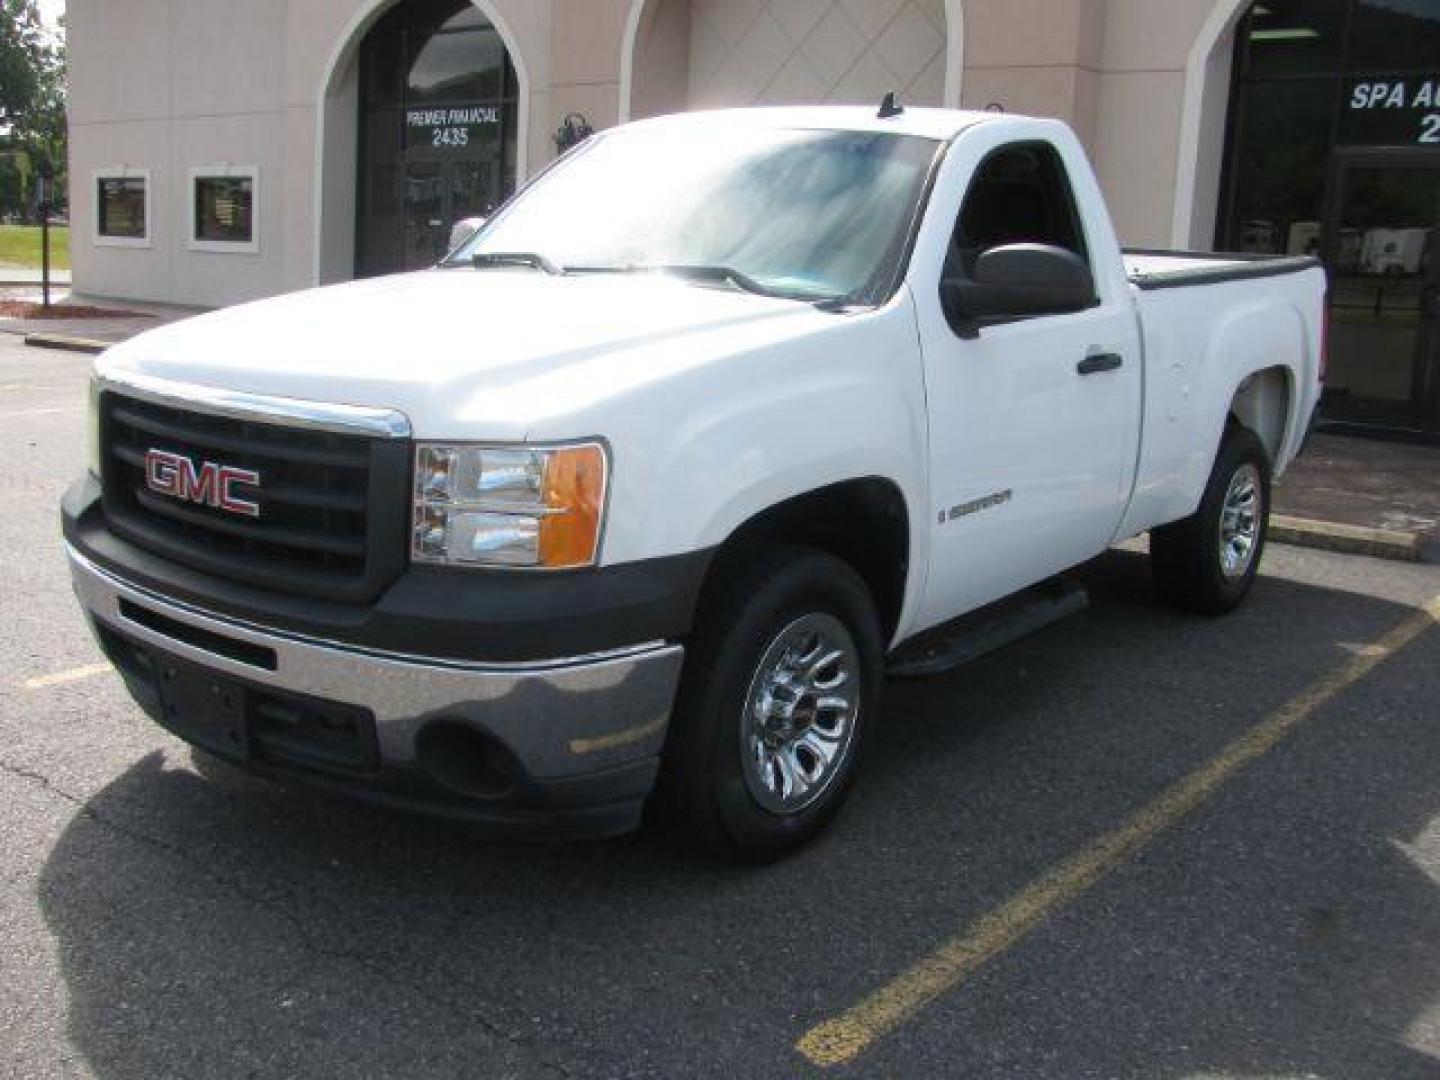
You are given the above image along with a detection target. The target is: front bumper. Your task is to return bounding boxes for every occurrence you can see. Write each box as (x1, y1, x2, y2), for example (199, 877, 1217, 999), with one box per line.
(63, 473, 710, 665)
(68, 545, 686, 839)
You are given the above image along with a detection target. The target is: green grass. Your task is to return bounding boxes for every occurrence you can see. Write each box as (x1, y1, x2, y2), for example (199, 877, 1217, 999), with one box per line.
(0, 225, 71, 272)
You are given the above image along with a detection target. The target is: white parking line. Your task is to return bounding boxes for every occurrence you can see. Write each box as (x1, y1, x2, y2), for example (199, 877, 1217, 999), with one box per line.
(0, 405, 85, 418)
(20, 663, 112, 691)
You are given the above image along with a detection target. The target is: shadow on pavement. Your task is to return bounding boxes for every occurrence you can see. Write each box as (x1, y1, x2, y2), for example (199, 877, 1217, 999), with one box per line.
(36, 551, 1440, 1078)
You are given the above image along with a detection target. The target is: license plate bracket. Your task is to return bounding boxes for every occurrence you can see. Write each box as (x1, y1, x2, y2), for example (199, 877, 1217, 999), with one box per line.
(153, 654, 251, 762)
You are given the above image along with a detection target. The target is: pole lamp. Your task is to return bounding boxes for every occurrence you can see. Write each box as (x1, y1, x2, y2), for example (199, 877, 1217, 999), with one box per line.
(36, 158, 55, 310)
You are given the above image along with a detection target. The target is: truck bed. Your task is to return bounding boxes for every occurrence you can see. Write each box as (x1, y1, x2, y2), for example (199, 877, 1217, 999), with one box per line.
(1123, 249, 1321, 292)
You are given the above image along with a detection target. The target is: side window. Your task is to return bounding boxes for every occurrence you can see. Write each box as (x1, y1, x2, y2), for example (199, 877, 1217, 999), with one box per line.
(940, 142, 1097, 333)
(945, 143, 1090, 280)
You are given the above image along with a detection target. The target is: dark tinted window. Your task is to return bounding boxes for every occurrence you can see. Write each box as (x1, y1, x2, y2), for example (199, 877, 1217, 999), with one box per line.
(362, 0, 514, 108)
(407, 22, 507, 103)
(1225, 80, 1334, 252)
(362, 24, 405, 109)
(194, 176, 255, 244)
(98, 177, 146, 239)
(1241, 0, 1347, 76)
(1349, 0, 1440, 71)
(1219, 0, 1440, 250)
(946, 144, 1089, 278)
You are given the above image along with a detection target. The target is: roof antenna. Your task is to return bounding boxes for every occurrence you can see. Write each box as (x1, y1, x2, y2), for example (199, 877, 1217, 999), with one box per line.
(878, 92, 904, 119)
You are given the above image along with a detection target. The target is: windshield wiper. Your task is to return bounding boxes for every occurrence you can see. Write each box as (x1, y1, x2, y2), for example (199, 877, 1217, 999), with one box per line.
(646, 263, 778, 296)
(565, 262, 841, 304)
(470, 251, 562, 275)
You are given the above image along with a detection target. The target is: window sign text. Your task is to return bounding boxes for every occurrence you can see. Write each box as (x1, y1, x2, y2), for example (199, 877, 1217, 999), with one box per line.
(1342, 77, 1440, 145)
(406, 106, 501, 150)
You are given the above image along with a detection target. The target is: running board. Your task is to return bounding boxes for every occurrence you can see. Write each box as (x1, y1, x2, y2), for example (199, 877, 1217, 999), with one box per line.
(886, 577, 1089, 679)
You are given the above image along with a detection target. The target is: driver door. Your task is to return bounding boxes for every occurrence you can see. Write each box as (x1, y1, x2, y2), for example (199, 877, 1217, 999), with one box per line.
(914, 139, 1142, 628)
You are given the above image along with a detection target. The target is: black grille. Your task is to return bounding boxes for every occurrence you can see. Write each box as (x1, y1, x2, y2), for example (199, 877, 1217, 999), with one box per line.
(100, 392, 409, 603)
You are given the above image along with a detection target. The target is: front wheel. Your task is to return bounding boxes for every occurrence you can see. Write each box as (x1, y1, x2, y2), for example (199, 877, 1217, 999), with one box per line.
(1151, 424, 1271, 615)
(657, 546, 883, 861)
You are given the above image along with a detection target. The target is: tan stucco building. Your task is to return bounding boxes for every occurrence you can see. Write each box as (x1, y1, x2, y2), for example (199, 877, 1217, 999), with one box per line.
(69, 0, 1440, 432)
(67, 0, 1271, 303)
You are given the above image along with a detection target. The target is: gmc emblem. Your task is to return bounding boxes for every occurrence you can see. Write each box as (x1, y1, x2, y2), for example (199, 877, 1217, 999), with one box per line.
(144, 448, 261, 518)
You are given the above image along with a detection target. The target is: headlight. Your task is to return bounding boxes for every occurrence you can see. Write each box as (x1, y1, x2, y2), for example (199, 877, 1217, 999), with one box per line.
(411, 442, 608, 569)
(86, 375, 101, 478)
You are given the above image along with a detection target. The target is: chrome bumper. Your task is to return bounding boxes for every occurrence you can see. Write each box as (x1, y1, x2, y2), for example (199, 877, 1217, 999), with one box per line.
(67, 545, 685, 781)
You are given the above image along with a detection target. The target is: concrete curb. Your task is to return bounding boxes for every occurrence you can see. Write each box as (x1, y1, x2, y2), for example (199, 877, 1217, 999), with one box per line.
(1269, 513, 1434, 564)
(20, 332, 111, 355)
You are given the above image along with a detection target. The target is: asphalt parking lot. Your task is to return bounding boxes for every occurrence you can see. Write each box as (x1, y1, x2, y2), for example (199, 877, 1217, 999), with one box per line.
(3, 332, 1439, 1079)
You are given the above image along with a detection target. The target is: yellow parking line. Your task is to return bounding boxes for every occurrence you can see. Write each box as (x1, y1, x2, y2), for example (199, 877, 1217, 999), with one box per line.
(20, 663, 112, 691)
(796, 593, 1440, 1068)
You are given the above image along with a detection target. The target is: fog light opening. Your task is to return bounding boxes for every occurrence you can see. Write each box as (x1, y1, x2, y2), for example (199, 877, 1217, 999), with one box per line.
(415, 720, 523, 800)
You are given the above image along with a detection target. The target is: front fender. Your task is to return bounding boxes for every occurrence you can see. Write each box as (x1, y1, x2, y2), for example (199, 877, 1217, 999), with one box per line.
(595, 297, 931, 637)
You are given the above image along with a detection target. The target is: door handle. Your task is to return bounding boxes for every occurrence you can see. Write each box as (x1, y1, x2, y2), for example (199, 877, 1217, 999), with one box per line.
(1077, 352, 1123, 376)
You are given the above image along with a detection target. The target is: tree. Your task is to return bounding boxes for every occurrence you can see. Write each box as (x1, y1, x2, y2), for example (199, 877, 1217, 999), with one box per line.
(0, 0, 64, 215)
(0, 151, 26, 218)
(1, 0, 48, 131)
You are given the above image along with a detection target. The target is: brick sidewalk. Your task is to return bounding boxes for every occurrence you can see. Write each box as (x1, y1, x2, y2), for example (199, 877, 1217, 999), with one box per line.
(1274, 432, 1440, 560)
(0, 292, 203, 347)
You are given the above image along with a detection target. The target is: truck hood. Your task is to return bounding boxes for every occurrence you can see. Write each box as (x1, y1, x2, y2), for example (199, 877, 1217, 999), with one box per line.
(98, 270, 847, 440)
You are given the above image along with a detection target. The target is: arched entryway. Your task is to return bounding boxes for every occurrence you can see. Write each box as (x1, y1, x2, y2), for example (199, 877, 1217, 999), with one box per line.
(355, 0, 520, 276)
(621, 0, 963, 122)
(1172, 0, 1251, 249)
(314, 0, 528, 283)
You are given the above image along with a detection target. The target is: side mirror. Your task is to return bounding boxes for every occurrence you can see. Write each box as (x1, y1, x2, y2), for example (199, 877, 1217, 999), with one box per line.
(941, 243, 1096, 336)
(448, 216, 487, 252)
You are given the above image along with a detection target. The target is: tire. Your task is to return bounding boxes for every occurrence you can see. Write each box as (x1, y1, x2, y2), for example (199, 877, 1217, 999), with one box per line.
(656, 545, 884, 861)
(1151, 423, 1271, 615)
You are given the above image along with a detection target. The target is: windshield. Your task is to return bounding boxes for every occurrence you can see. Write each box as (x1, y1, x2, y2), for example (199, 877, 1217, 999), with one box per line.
(449, 125, 941, 303)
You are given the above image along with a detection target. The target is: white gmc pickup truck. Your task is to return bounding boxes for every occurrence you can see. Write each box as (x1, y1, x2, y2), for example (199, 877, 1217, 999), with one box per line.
(63, 106, 1325, 858)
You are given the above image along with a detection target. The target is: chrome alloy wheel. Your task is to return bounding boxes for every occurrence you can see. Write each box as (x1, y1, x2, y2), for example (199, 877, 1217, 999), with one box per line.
(740, 613, 861, 815)
(1218, 462, 1263, 579)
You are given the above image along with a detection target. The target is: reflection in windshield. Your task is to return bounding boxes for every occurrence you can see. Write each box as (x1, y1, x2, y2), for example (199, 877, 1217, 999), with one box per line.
(453, 126, 940, 303)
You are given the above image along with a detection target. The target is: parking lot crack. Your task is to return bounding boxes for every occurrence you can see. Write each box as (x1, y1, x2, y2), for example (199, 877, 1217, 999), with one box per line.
(0, 756, 85, 807)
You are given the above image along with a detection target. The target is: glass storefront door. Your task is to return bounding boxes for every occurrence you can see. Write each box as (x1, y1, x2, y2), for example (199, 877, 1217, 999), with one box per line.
(1218, 0, 1440, 433)
(402, 160, 444, 269)
(356, 0, 518, 277)
(450, 159, 499, 228)
(401, 156, 502, 269)
(1323, 154, 1440, 428)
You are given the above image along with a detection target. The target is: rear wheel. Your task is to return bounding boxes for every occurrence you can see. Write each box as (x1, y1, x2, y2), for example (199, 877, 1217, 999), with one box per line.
(657, 545, 883, 861)
(1151, 424, 1271, 615)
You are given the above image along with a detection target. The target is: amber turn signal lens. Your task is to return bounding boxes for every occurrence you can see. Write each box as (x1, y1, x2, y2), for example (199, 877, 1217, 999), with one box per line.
(538, 443, 607, 568)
